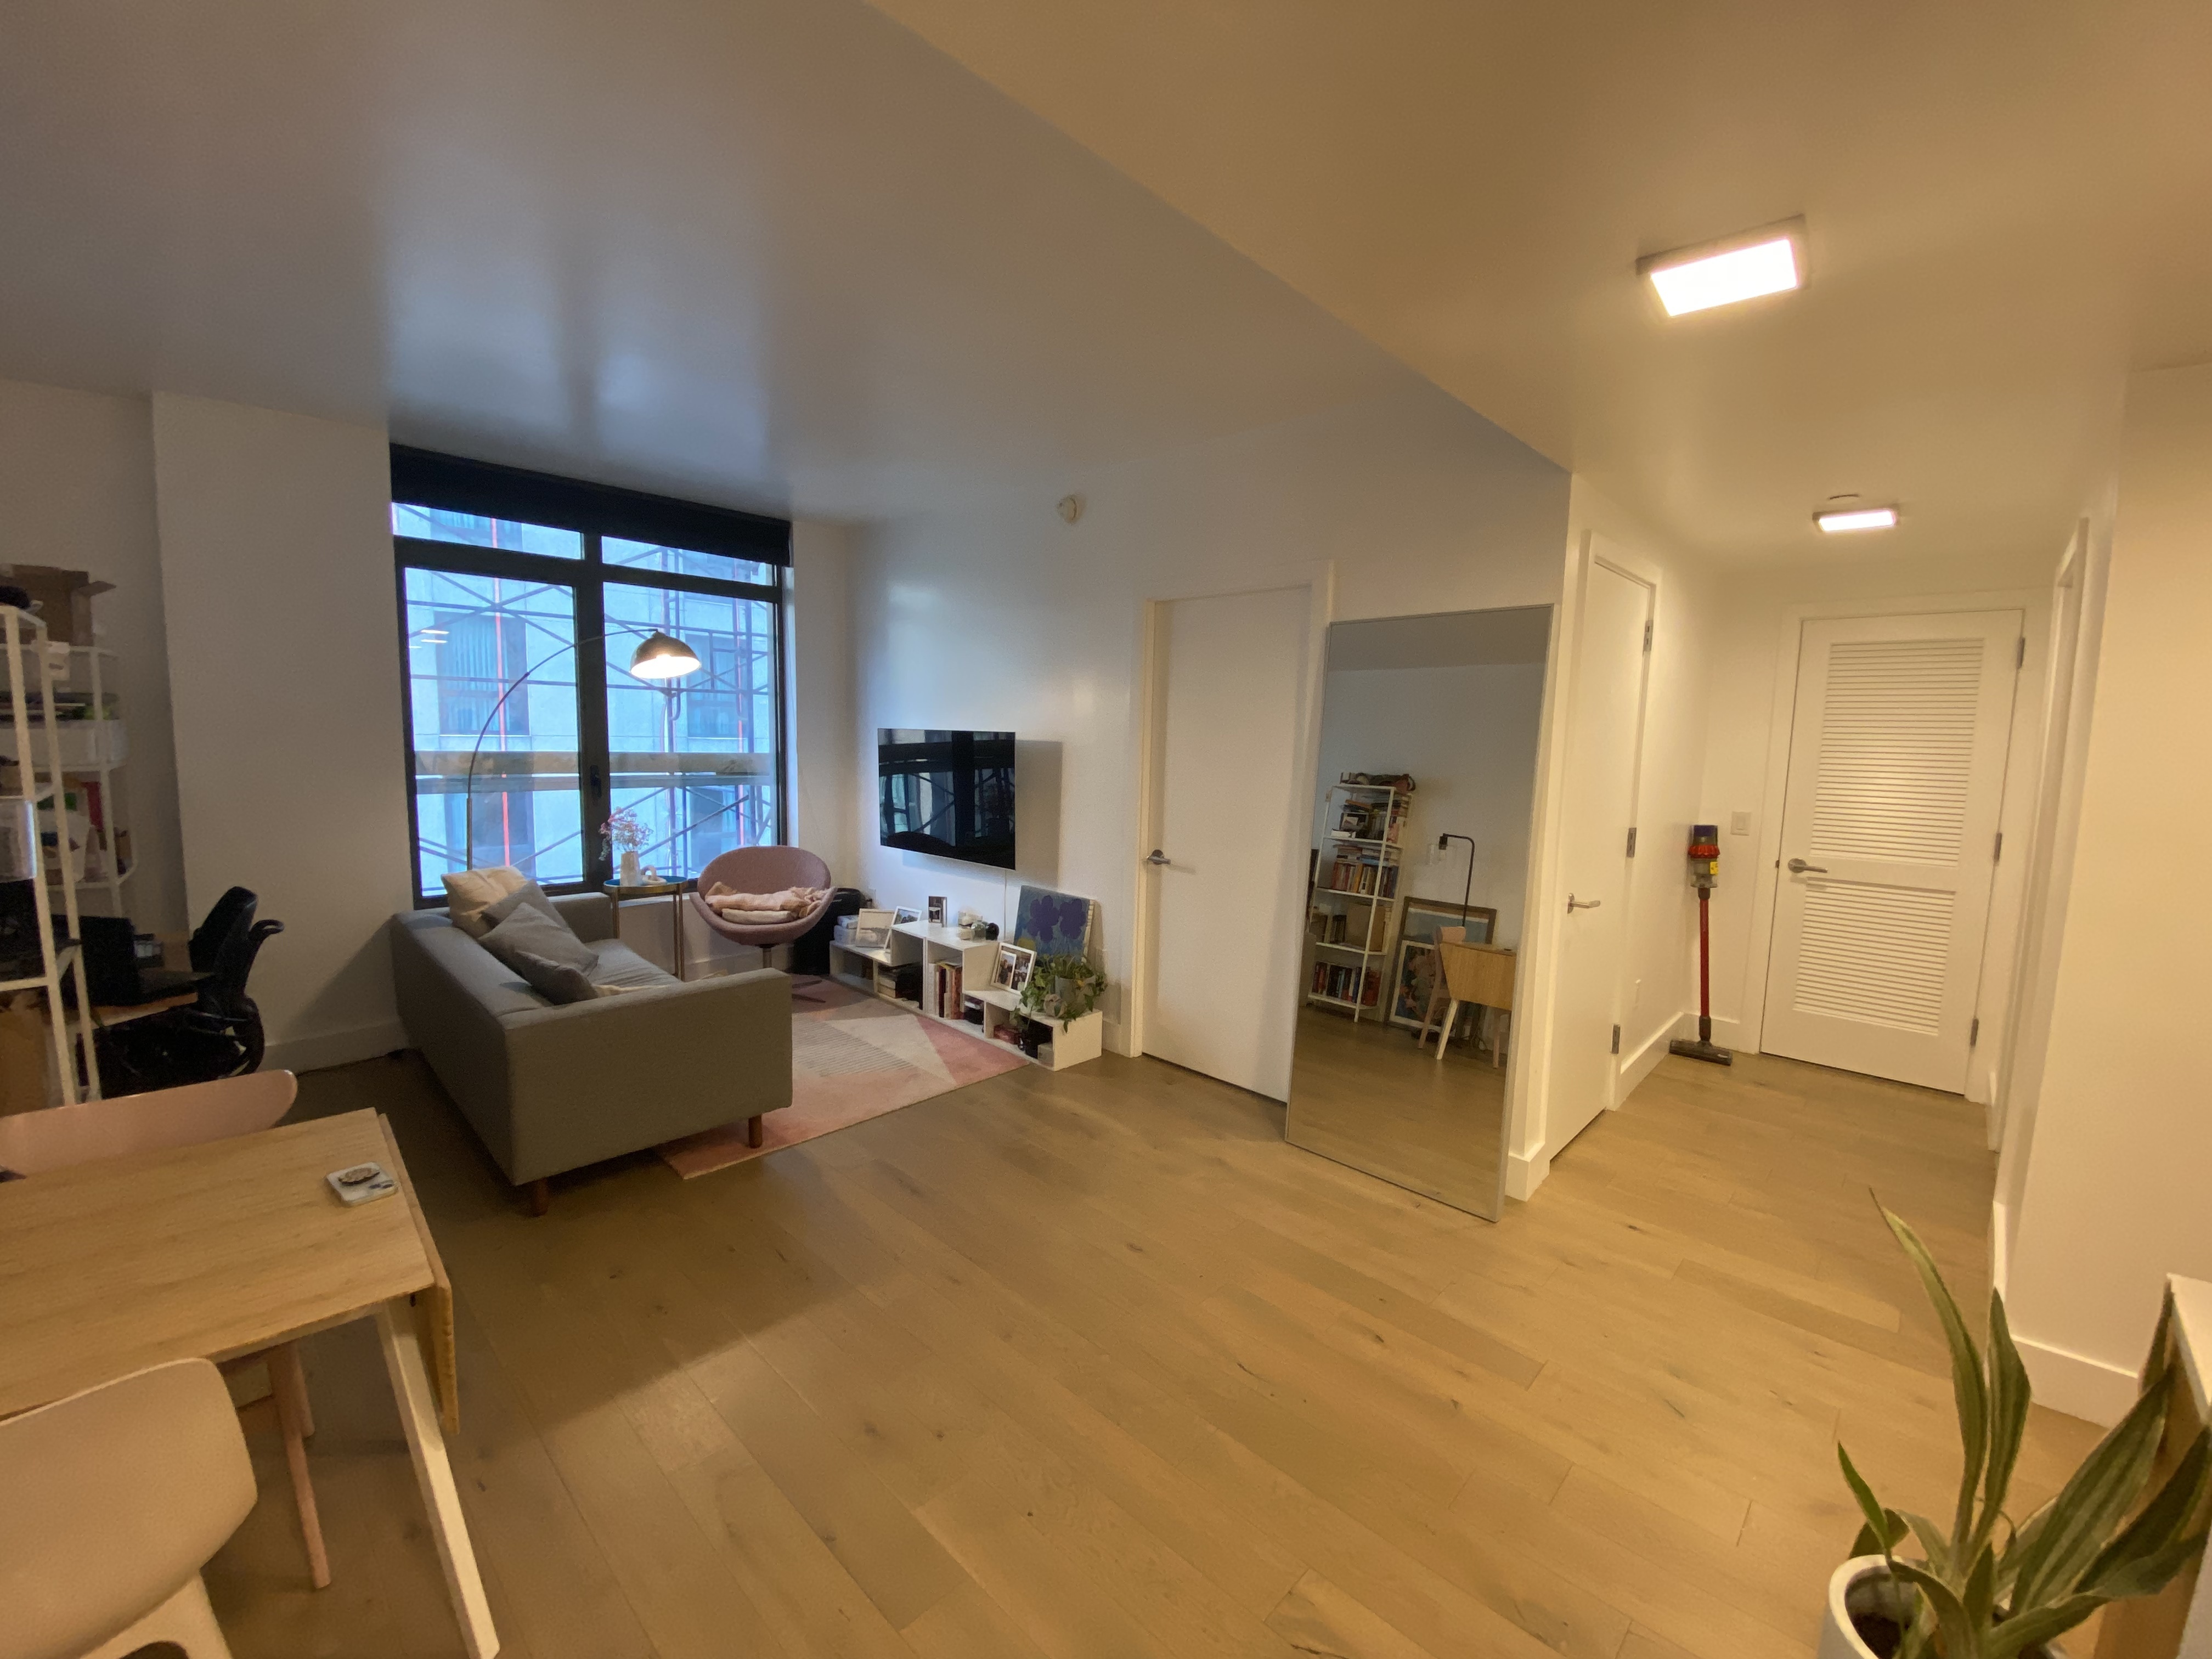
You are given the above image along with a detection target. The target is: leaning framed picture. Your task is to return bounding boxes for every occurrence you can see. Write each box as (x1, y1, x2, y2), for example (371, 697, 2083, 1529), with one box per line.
(1388, 939, 1444, 1030)
(1400, 897, 1497, 949)
(991, 943, 1035, 994)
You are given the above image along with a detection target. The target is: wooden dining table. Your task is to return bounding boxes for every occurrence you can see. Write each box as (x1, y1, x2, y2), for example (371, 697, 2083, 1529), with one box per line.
(0, 1108, 499, 1658)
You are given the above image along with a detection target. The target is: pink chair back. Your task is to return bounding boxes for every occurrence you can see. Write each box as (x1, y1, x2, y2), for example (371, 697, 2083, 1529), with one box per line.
(696, 845, 832, 896)
(0, 1070, 297, 1175)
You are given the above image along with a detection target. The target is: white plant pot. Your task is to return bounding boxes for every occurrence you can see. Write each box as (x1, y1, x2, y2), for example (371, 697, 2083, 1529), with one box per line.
(1820, 1557, 2067, 1659)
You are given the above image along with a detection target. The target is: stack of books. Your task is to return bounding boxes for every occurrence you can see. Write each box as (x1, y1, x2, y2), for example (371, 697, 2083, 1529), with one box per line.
(930, 960, 964, 1019)
(1310, 962, 1381, 1005)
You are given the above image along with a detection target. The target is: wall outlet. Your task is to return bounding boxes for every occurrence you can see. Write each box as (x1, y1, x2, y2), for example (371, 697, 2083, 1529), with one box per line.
(1730, 810, 1753, 837)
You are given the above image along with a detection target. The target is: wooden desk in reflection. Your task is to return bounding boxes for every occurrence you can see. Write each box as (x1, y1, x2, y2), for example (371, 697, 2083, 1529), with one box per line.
(1420, 940, 1515, 1065)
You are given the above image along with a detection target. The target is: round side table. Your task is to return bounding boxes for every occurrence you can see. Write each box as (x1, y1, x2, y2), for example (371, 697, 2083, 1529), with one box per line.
(601, 879, 690, 979)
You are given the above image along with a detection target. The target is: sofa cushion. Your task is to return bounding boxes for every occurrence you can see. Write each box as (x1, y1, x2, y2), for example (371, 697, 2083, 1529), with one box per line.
(586, 941, 681, 994)
(479, 906, 601, 1004)
(481, 880, 568, 933)
(442, 865, 527, 938)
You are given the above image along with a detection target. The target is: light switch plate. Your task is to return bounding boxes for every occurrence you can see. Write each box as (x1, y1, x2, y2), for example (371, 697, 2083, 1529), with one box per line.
(1730, 810, 1753, 836)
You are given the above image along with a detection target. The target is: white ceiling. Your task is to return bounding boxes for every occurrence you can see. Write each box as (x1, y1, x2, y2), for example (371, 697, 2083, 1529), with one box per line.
(1328, 607, 1553, 673)
(0, 0, 1420, 518)
(863, 0, 2212, 566)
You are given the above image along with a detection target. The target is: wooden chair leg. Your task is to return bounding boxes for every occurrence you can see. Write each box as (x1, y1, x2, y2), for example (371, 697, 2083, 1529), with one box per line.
(745, 1114, 764, 1149)
(1416, 987, 1446, 1051)
(267, 1341, 331, 1589)
(1433, 998, 1462, 1064)
(528, 1178, 550, 1217)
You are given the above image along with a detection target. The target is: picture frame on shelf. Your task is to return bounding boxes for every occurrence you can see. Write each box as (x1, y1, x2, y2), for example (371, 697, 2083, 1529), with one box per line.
(927, 895, 947, 926)
(850, 908, 895, 950)
(1401, 897, 1497, 948)
(893, 906, 921, 926)
(991, 943, 1035, 994)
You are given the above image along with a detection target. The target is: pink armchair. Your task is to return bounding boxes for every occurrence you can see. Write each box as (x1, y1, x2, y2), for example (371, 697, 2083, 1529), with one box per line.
(689, 845, 834, 957)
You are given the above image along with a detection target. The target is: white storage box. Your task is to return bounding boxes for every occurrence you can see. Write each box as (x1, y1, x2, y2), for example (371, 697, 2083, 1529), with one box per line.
(0, 719, 128, 770)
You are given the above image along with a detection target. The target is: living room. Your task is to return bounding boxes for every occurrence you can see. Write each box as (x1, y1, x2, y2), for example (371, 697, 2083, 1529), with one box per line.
(0, 3, 2206, 1658)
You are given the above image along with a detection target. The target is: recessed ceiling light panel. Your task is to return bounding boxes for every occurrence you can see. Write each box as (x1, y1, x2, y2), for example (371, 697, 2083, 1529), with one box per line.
(1814, 506, 1899, 533)
(1640, 218, 1807, 317)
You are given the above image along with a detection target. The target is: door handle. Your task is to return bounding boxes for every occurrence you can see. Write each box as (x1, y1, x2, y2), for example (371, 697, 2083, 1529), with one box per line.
(1146, 849, 1171, 867)
(1567, 894, 1601, 911)
(1786, 857, 1829, 874)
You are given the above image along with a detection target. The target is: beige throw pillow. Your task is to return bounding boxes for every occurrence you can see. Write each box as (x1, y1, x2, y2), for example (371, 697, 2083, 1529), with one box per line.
(442, 865, 527, 938)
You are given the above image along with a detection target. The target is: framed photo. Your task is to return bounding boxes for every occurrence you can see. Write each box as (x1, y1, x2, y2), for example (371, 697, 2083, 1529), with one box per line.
(992, 943, 1035, 994)
(893, 906, 920, 926)
(927, 895, 947, 926)
(1400, 896, 1497, 949)
(1389, 939, 1443, 1030)
(850, 908, 895, 950)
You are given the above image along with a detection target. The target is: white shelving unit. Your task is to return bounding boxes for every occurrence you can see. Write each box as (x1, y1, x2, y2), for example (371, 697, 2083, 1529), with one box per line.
(1306, 780, 1410, 1024)
(0, 607, 101, 1102)
(827, 918, 1104, 1071)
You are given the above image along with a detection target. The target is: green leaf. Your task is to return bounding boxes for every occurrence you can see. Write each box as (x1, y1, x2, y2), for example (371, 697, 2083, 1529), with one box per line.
(1980, 1290, 2033, 1556)
(1902, 1510, 1955, 1578)
(2078, 1427, 2211, 1594)
(2082, 1527, 2210, 1602)
(1986, 1595, 2103, 1659)
(1963, 1543, 1997, 1630)
(1841, 1444, 1903, 1558)
(1998, 1500, 2053, 1596)
(1892, 1560, 1976, 1659)
(1882, 1203, 1988, 1545)
(2010, 1355, 2172, 1608)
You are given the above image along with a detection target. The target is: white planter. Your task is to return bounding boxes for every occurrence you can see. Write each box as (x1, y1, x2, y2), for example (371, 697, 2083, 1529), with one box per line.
(1820, 1557, 2067, 1659)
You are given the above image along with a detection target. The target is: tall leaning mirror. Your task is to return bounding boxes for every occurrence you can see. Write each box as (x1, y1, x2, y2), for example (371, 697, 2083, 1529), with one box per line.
(1285, 606, 1552, 1220)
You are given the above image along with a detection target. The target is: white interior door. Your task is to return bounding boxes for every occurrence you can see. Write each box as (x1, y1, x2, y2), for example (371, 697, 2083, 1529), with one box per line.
(1142, 586, 1312, 1098)
(1761, 610, 2023, 1091)
(1547, 558, 1653, 1152)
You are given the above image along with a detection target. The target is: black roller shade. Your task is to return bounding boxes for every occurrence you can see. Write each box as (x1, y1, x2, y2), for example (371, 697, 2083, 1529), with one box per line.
(390, 445, 791, 566)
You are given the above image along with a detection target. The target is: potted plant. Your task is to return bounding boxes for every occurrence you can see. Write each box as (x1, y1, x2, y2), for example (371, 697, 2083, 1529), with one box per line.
(1826, 1204, 2208, 1658)
(1018, 952, 1105, 1030)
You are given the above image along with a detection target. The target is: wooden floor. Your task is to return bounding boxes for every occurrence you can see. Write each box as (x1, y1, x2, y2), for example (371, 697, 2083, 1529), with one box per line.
(204, 1044, 2103, 1659)
(1287, 1002, 1505, 1217)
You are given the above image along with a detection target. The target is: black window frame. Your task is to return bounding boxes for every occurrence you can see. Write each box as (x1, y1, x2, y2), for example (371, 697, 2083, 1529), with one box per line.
(392, 448, 792, 905)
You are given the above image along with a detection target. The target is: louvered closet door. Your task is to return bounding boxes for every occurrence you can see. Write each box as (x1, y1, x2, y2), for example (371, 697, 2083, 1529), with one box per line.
(1760, 610, 2022, 1091)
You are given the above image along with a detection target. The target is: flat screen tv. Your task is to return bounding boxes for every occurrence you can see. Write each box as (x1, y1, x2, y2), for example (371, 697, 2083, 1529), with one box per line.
(878, 729, 1017, 870)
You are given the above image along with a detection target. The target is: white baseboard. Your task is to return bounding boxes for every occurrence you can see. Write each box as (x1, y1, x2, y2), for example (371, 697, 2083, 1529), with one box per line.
(266, 1018, 408, 1077)
(1616, 1016, 1681, 1101)
(2015, 1332, 2139, 1427)
(1704, 1014, 1751, 1053)
(1506, 1149, 1549, 1200)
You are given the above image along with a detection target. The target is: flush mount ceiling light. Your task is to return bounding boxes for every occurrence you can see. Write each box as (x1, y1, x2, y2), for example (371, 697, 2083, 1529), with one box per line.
(1640, 218, 1807, 317)
(1815, 505, 1899, 533)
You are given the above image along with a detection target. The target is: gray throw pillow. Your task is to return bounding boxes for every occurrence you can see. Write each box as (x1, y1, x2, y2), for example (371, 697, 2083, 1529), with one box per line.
(479, 904, 600, 1004)
(479, 879, 568, 933)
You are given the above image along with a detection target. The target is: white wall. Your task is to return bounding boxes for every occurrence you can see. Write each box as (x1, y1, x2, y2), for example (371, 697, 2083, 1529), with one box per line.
(1691, 546, 2053, 1105)
(1311, 663, 1545, 947)
(0, 379, 189, 932)
(1999, 363, 2212, 1423)
(851, 384, 1572, 1052)
(151, 393, 411, 1070)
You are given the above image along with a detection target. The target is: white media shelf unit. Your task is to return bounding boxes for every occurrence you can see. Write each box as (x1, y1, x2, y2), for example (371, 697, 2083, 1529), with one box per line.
(1306, 780, 1409, 1024)
(827, 919, 1103, 1072)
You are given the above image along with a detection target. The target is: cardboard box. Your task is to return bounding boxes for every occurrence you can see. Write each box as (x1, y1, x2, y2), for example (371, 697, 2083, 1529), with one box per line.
(0, 566, 114, 645)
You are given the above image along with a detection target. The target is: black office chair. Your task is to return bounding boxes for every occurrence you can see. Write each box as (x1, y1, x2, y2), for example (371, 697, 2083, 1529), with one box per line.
(93, 889, 284, 1092)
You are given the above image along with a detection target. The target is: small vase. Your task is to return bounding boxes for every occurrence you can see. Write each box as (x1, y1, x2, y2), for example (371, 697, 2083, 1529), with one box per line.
(620, 851, 642, 886)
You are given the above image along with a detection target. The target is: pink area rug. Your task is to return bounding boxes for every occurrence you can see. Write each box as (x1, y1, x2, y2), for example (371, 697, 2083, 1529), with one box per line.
(658, 980, 1028, 1178)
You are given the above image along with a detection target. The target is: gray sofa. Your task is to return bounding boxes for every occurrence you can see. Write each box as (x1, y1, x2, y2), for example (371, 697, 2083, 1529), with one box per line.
(390, 893, 790, 1210)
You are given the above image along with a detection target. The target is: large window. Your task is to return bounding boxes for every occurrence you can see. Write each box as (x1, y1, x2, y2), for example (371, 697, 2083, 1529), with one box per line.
(393, 448, 789, 900)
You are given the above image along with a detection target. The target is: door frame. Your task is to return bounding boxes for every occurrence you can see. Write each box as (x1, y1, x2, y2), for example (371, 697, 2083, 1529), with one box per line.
(1742, 586, 2050, 1103)
(1126, 566, 1335, 1065)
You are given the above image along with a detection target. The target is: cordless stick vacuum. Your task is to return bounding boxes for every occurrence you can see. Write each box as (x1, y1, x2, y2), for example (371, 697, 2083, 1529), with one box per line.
(1668, 823, 1733, 1065)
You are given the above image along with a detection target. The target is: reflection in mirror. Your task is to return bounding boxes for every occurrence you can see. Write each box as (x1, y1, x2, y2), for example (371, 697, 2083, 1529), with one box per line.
(1285, 606, 1551, 1220)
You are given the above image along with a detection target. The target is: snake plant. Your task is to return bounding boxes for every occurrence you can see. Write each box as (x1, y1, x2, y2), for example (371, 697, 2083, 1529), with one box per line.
(1837, 1205, 2209, 1658)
